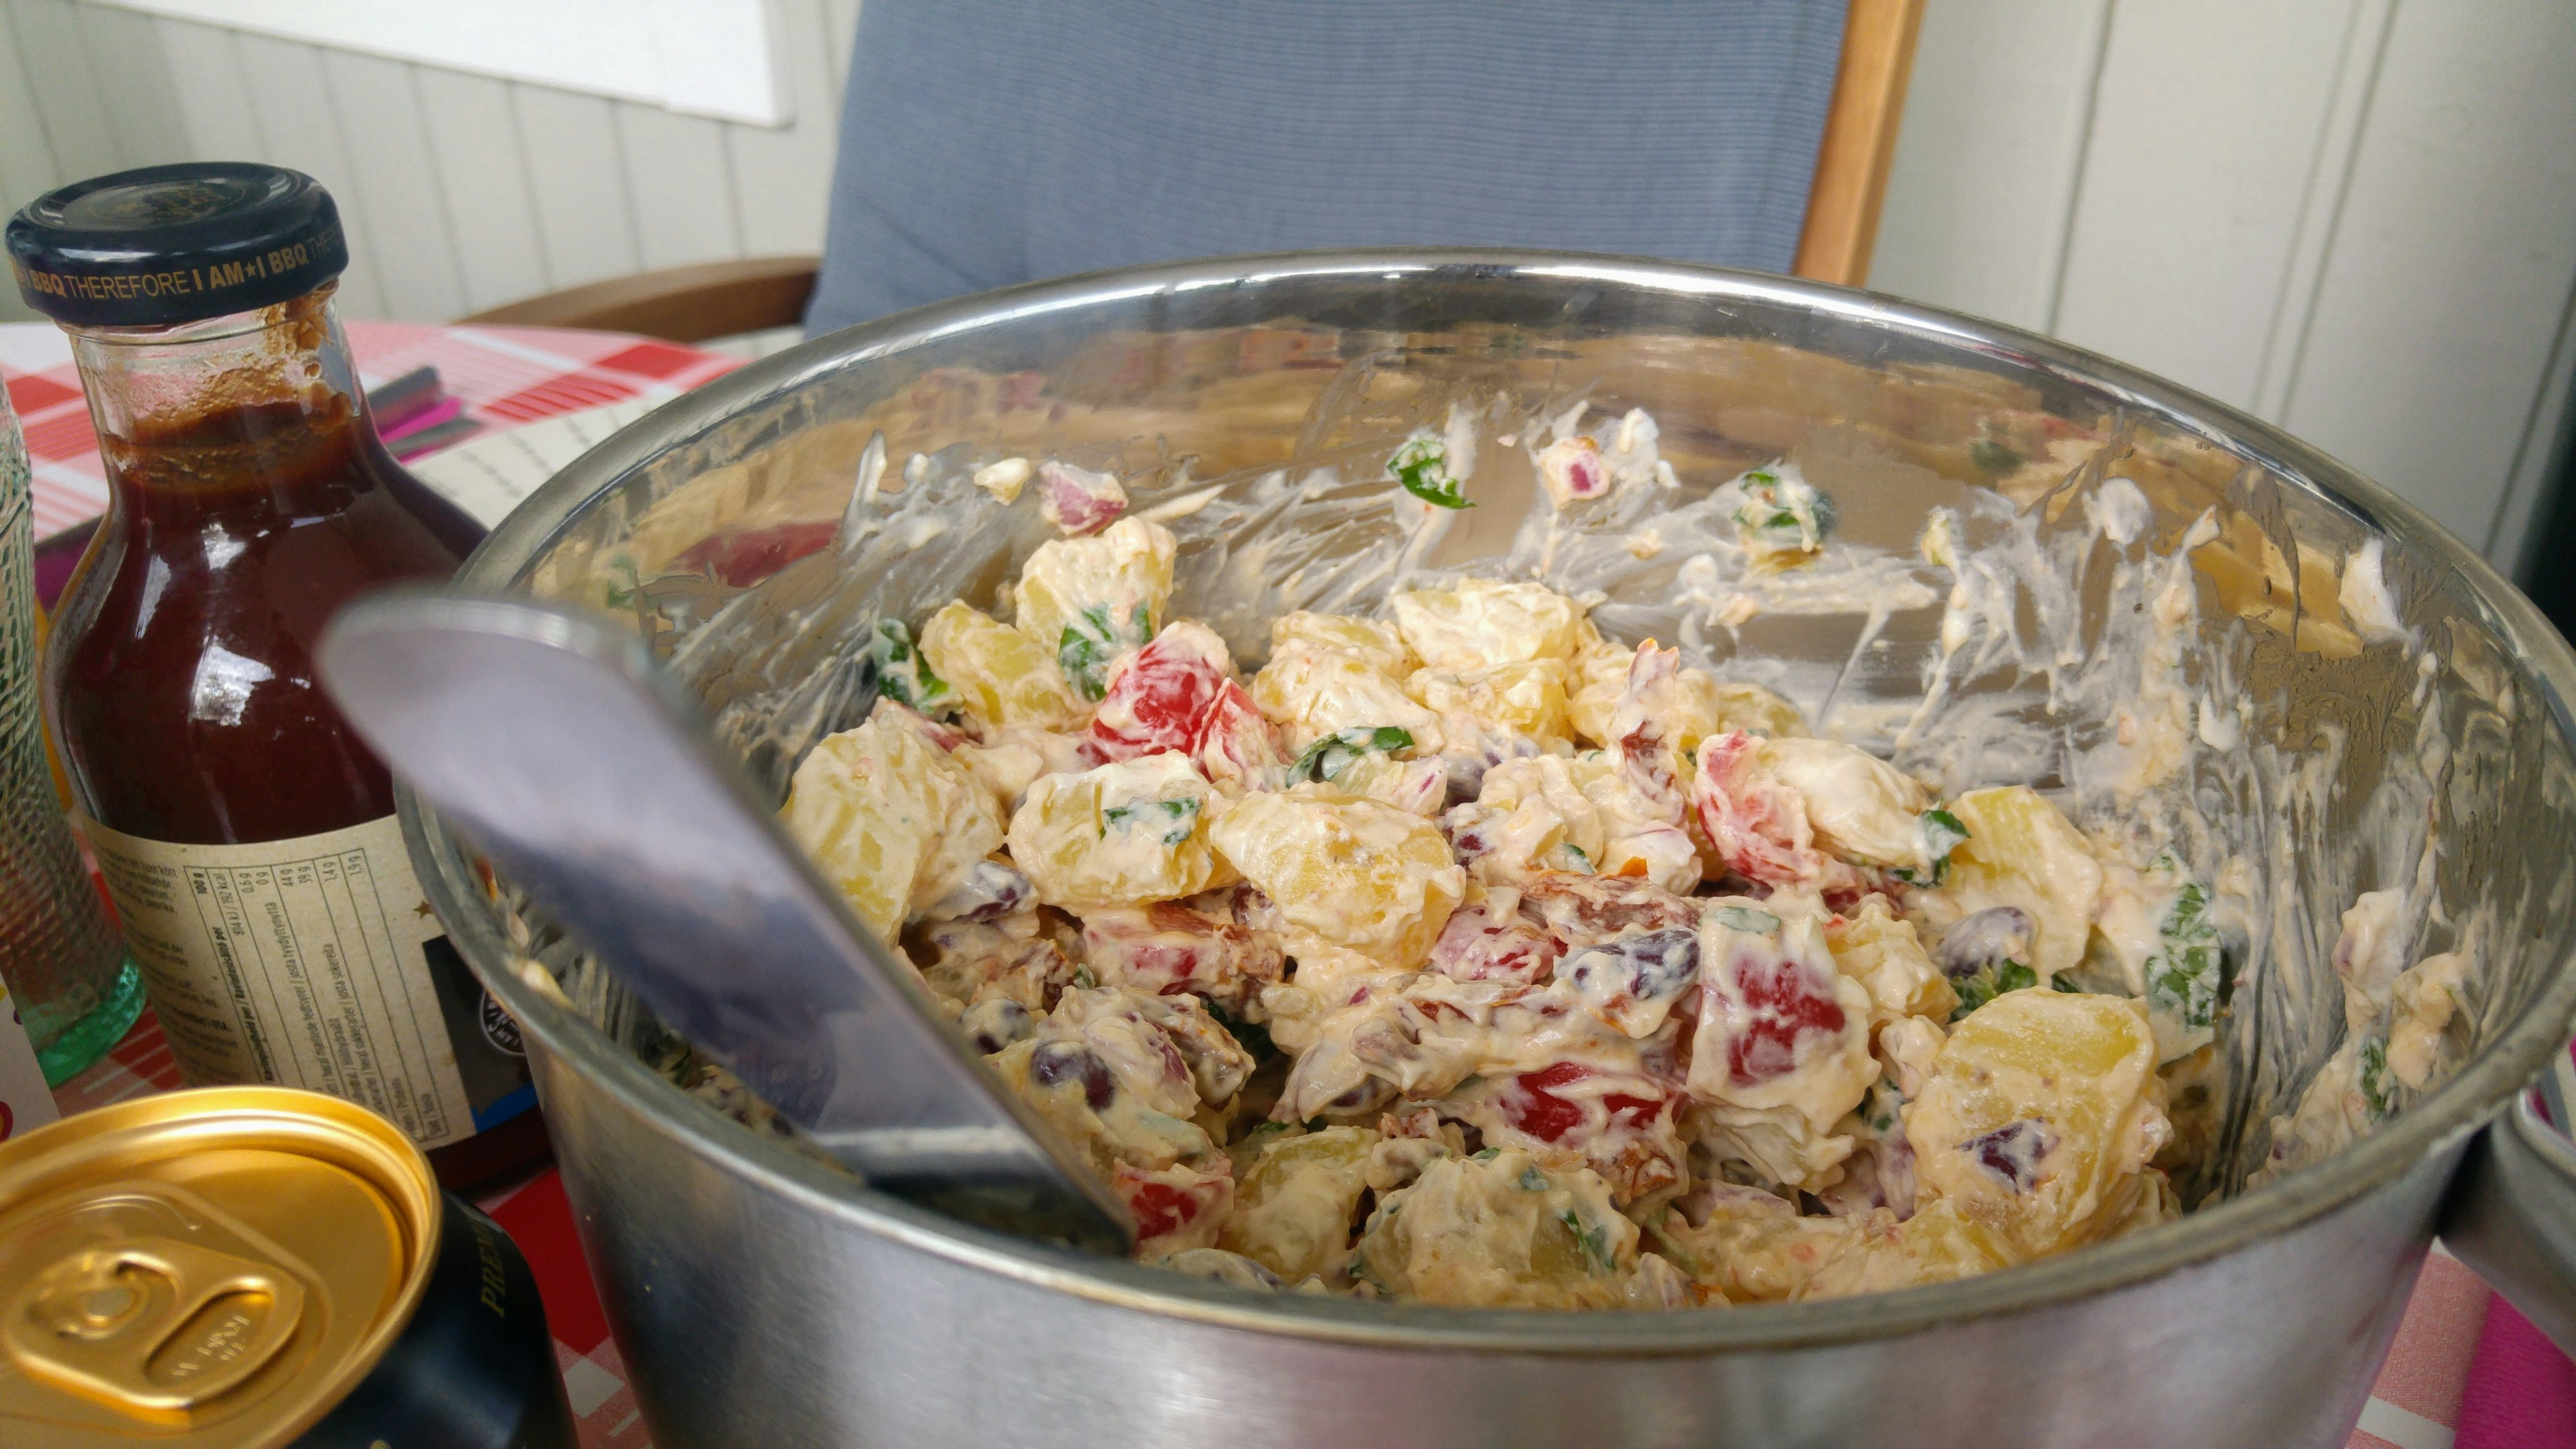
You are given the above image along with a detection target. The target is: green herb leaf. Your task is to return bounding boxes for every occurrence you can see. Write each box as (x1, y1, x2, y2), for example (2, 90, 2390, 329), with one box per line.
(2145, 880, 2223, 1030)
(2359, 1038, 2395, 1120)
(1389, 435, 1472, 509)
(1289, 725, 1416, 784)
(1713, 904, 1782, 934)
(1517, 1165, 1550, 1191)
(1731, 466, 1835, 551)
(871, 617, 952, 710)
(1970, 438, 2024, 474)
(1895, 808, 1970, 886)
(1103, 796, 1201, 846)
(1948, 959, 2039, 1021)
(1472, 1146, 1501, 1161)
(1207, 1005, 1277, 1062)
(1558, 1210, 1615, 1272)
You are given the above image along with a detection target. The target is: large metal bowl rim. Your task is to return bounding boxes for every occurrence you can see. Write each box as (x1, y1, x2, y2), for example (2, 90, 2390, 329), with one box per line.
(411, 248, 2576, 1352)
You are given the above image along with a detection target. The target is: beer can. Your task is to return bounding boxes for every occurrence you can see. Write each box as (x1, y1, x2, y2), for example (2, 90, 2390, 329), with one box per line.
(0, 1087, 576, 1448)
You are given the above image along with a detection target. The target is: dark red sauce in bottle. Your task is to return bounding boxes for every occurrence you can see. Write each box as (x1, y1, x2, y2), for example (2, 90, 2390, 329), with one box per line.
(10, 164, 548, 1189)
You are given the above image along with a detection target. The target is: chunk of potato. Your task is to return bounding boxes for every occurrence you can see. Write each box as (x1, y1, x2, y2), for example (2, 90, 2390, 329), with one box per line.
(780, 716, 1003, 940)
(1904, 988, 2170, 1258)
(1389, 578, 1590, 671)
(1207, 785, 1464, 969)
(1933, 786, 2104, 979)
(919, 602, 1084, 731)
(1007, 754, 1229, 910)
(1352, 1148, 1637, 1308)
(1219, 1125, 1380, 1283)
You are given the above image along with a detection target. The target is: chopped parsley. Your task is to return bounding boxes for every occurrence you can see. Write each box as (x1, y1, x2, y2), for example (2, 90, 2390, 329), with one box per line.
(1732, 466, 1836, 552)
(1472, 1146, 1502, 1161)
(1102, 796, 1201, 846)
(1389, 435, 1471, 509)
(2145, 879, 2223, 1032)
(1290, 725, 1415, 784)
(1517, 1165, 1550, 1191)
(1207, 1004, 1277, 1061)
(1713, 904, 1782, 935)
(871, 617, 951, 710)
(1559, 1210, 1615, 1272)
(1949, 959, 2039, 1020)
(1056, 601, 1155, 700)
(2360, 1038, 2395, 1120)
(1894, 807, 1970, 885)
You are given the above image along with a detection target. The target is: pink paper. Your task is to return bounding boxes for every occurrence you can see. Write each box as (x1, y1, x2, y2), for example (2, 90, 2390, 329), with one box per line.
(2458, 1295, 2576, 1448)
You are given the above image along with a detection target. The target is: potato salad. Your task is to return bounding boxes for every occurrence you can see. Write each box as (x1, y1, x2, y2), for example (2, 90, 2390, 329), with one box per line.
(751, 465, 2216, 1311)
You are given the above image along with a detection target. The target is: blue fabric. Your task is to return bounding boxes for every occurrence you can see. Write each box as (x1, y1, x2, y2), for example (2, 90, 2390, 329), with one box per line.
(807, 1, 1849, 334)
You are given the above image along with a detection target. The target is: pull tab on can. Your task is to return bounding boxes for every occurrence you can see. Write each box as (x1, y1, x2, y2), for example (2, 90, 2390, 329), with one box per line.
(9, 1234, 308, 1420)
(0, 1087, 441, 1448)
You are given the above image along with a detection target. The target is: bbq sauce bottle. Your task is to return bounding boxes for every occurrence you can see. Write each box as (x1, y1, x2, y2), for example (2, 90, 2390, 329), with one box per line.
(5, 163, 547, 1189)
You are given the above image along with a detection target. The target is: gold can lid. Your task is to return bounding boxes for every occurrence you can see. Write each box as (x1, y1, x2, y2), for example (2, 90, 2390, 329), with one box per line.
(0, 1087, 441, 1448)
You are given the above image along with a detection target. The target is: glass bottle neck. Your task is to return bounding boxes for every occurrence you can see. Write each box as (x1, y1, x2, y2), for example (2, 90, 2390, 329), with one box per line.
(64, 285, 390, 525)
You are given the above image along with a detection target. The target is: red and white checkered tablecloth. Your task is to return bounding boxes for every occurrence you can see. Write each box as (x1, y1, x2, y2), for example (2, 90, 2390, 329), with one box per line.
(15, 318, 2573, 1449)
(1, 319, 740, 538)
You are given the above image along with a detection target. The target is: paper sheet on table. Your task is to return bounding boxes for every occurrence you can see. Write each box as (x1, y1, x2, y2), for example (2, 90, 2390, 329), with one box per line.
(407, 399, 658, 529)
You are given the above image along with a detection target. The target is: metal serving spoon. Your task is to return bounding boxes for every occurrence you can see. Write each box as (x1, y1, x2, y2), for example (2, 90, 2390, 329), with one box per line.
(318, 590, 1134, 1255)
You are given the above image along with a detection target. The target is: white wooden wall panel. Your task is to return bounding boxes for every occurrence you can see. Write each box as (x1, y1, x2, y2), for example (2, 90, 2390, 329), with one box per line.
(1873, 0, 2576, 576)
(822, 0, 862, 98)
(616, 104, 744, 272)
(0, 0, 859, 325)
(154, 17, 262, 161)
(319, 50, 468, 323)
(223, 30, 390, 318)
(73, 3, 189, 168)
(2490, 289, 2576, 574)
(0, 4, 65, 239)
(2049, 0, 2361, 412)
(727, 0, 842, 257)
(1868, 0, 2109, 333)
(9, 0, 125, 185)
(2273, 1, 2576, 549)
(2249, 0, 2396, 422)
(508, 84, 643, 292)
(410, 66, 553, 313)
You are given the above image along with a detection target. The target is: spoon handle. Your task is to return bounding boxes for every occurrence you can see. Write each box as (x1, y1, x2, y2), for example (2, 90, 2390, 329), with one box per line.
(319, 590, 1134, 1254)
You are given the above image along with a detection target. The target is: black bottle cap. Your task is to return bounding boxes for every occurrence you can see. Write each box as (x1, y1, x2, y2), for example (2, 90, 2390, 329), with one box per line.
(5, 162, 350, 328)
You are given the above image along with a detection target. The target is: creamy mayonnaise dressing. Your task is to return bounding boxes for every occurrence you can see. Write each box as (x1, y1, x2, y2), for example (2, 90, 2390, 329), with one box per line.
(615, 374, 2505, 1309)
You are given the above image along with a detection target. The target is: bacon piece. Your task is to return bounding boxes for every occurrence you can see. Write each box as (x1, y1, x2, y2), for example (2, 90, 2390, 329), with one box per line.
(1690, 731, 1823, 886)
(1037, 460, 1127, 536)
(1520, 872, 1701, 949)
(1081, 898, 1285, 1015)
(1427, 888, 1560, 985)
(1451, 1060, 1687, 1205)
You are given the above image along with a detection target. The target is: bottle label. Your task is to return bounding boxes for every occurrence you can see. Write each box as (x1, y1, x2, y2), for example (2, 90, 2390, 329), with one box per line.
(0, 985, 60, 1143)
(78, 812, 495, 1148)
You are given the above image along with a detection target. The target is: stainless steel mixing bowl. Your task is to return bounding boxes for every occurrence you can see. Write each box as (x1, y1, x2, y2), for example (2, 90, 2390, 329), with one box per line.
(408, 251, 2576, 1448)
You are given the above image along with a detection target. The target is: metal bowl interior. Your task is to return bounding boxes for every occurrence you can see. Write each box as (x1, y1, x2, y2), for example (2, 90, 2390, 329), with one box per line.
(409, 250, 2576, 1350)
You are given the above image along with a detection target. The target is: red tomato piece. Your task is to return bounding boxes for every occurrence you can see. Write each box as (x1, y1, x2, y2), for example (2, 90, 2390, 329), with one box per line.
(1083, 622, 1234, 764)
(1722, 950, 1849, 1087)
